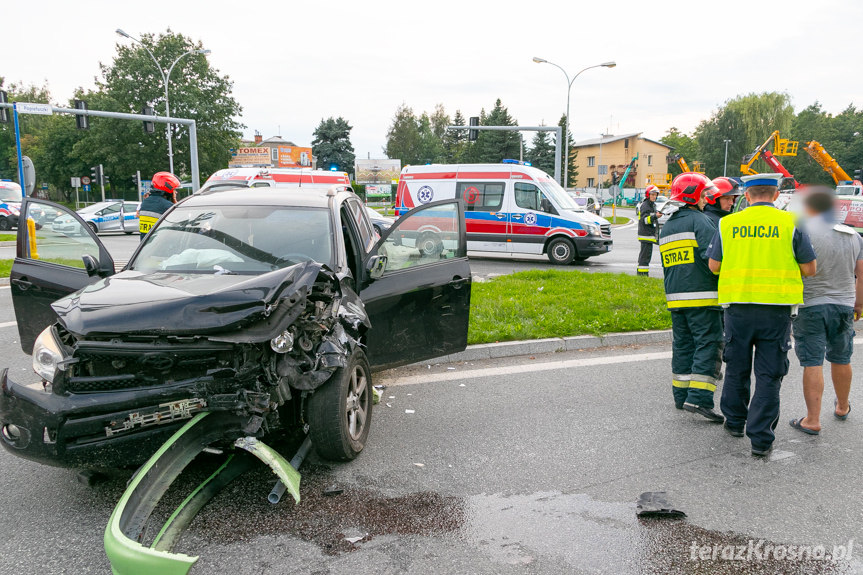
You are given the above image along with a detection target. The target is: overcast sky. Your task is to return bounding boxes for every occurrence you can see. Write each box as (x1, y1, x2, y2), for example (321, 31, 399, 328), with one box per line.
(5, 0, 861, 162)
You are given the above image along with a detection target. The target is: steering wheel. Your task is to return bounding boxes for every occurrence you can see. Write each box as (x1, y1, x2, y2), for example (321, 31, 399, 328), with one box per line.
(273, 253, 314, 266)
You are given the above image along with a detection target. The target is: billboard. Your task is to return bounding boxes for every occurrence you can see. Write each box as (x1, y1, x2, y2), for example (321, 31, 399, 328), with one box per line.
(365, 184, 392, 199)
(355, 159, 401, 185)
(229, 147, 271, 167)
(278, 146, 313, 168)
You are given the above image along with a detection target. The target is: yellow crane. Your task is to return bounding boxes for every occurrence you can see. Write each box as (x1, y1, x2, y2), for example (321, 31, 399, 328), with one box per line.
(801, 141, 853, 184)
(646, 155, 704, 191)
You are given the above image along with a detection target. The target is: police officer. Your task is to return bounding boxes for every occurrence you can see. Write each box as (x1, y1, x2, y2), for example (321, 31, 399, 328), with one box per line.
(703, 177, 743, 226)
(139, 171, 180, 239)
(707, 173, 817, 456)
(659, 173, 724, 421)
(637, 185, 660, 276)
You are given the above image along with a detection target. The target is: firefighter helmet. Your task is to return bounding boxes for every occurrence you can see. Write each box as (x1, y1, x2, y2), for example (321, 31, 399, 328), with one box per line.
(669, 172, 717, 205)
(645, 184, 660, 196)
(151, 172, 181, 195)
(706, 177, 743, 204)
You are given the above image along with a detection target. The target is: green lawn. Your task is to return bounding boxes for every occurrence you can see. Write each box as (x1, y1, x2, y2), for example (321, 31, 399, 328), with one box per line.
(0, 234, 15, 242)
(0, 260, 11, 278)
(468, 269, 670, 344)
(602, 216, 630, 225)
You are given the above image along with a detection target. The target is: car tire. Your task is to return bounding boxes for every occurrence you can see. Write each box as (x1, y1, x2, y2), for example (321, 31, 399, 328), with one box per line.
(0, 217, 9, 231)
(547, 237, 575, 265)
(418, 232, 443, 257)
(87, 222, 98, 236)
(573, 256, 589, 262)
(373, 224, 382, 236)
(308, 350, 373, 461)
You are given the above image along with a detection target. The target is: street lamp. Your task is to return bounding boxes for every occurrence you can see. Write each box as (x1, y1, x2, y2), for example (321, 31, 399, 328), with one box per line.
(533, 57, 616, 188)
(723, 139, 731, 177)
(116, 29, 210, 173)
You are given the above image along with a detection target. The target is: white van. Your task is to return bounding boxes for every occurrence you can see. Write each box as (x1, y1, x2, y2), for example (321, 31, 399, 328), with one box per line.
(199, 168, 351, 194)
(396, 163, 612, 264)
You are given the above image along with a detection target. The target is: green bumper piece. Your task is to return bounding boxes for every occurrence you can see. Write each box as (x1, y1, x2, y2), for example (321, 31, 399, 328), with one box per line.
(104, 413, 302, 575)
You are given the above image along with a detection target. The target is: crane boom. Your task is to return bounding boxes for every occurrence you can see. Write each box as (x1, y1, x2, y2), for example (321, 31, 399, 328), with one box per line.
(801, 141, 852, 184)
(740, 131, 799, 188)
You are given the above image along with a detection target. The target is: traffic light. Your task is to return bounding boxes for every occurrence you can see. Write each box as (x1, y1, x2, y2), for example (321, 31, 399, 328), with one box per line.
(0, 91, 8, 124)
(611, 172, 620, 185)
(854, 168, 862, 181)
(142, 105, 155, 133)
(90, 166, 99, 183)
(132, 173, 139, 187)
(74, 99, 89, 130)
(469, 116, 479, 142)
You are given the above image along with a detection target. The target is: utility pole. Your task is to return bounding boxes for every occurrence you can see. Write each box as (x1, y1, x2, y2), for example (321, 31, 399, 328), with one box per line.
(723, 139, 731, 177)
(99, 163, 105, 202)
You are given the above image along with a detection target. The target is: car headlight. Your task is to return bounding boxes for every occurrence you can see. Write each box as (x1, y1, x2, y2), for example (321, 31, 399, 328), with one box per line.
(586, 224, 600, 236)
(32, 327, 67, 382)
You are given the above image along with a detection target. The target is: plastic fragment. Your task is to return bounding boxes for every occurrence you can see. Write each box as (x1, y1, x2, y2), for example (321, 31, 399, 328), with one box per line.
(413, 463, 425, 468)
(323, 485, 344, 497)
(636, 491, 686, 518)
(345, 536, 364, 544)
(405, 409, 415, 414)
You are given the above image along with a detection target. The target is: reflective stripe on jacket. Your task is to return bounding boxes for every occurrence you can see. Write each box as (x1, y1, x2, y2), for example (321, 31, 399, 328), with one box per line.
(659, 207, 719, 309)
(717, 206, 803, 305)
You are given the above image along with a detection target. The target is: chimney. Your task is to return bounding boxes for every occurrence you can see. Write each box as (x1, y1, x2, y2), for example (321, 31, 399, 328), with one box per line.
(254, 130, 262, 145)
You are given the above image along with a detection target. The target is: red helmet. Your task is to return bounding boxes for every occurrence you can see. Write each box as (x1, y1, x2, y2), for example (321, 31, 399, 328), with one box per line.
(706, 177, 742, 205)
(669, 172, 717, 205)
(151, 172, 181, 195)
(645, 184, 659, 196)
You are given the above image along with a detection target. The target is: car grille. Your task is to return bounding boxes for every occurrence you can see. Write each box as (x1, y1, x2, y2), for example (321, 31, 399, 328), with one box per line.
(61, 339, 237, 394)
(600, 224, 612, 237)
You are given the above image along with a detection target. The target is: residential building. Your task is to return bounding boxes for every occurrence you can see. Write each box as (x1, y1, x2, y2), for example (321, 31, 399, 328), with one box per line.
(571, 133, 673, 189)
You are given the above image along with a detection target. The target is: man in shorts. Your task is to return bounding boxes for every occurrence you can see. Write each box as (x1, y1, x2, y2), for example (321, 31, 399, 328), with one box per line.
(789, 188, 863, 435)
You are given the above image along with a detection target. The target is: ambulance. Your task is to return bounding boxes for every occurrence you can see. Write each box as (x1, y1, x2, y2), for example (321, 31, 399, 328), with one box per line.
(199, 168, 351, 194)
(396, 162, 612, 264)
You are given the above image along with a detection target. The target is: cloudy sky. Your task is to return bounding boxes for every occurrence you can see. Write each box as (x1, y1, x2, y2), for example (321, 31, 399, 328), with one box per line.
(4, 0, 861, 161)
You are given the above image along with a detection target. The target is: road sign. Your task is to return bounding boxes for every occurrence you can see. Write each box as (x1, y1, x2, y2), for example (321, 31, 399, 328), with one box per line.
(41, 182, 48, 190)
(71, 177, 81, 187)
(82, 176, 91, 185)
(83, 184, 91, 192)
(598, 165, 608, 175)
(17, 103, 53, 116)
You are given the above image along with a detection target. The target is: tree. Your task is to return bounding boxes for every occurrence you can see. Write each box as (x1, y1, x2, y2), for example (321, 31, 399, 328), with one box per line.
(475, 99, 519, 163)
(416, 112, 446, 164)
(694, 92, 794, 177)
(557, 114, 577, 187)
(384, 103, 421, 165)
(0, 78, 53, 188)
(660, 127, 698, 177)
(442, 109, 467, 163)
(527, 125, 556, 176)
(311, 117, 356, 172)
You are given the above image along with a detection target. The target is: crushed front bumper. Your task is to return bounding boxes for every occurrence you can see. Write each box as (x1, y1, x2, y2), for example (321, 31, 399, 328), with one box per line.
(0, 368, 207, 469)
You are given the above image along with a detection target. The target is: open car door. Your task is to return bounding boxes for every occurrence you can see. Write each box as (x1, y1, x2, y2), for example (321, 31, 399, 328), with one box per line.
(10, 198, 114, 354)
(359, 199, 471, 370)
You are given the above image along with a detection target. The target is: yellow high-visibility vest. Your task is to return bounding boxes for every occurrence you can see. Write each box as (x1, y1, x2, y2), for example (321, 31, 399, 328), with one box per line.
(718, 206, 803, 305)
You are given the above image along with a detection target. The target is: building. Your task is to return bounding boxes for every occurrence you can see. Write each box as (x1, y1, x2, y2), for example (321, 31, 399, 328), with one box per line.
(229, 132, 315, 169)
(571, 133, 672, 189)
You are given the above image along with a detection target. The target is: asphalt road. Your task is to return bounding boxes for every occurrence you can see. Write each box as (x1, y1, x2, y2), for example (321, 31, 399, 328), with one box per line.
(1, 279, 861, 573)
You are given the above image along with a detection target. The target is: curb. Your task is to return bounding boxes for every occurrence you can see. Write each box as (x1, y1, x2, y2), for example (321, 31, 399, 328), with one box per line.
(0, 241, 15, 247)
(412, 329, 673, 366)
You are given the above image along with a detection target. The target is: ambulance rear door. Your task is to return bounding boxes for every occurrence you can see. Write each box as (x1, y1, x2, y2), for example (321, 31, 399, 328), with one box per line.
(455, 176, 509, 253)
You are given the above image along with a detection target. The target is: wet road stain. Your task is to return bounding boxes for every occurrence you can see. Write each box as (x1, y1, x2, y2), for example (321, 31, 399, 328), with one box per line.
(185, 462, 466, 555)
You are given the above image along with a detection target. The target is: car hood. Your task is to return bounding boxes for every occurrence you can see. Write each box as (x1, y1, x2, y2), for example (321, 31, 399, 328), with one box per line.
(560, 209, 610, 226)
(52, 262, 327, 338)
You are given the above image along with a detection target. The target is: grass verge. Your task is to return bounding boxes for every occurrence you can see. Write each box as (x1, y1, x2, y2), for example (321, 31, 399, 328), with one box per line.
(0, 234, 15, 242)
(468, 269, 670, 344)
(602, 216, 630, 225)
(0, 260, 11, 278)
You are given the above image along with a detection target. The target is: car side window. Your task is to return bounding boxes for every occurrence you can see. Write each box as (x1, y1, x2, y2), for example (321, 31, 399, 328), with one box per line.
(514, 182, 556, 214)
(377, 201, 463, 273)
(102, 203, 121, 215)
(347, 199, 375, 253)
(27, 201, 100, 269)
(456, 182, 504, 212)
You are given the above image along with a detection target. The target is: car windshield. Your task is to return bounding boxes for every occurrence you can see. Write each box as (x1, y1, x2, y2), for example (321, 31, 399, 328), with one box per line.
(571, 197, 588, 207)
(0, 188, 22, 202)
(131, 205, 333, 274)
(539, 179, 582, 211)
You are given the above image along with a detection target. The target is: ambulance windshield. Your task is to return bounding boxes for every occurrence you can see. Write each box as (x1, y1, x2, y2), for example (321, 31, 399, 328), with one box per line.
(538, 179, 582, 212)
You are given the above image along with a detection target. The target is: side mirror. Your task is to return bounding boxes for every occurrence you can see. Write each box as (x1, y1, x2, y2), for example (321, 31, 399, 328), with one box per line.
(366, 254, 387, 279)
(82, 254, 100, 277)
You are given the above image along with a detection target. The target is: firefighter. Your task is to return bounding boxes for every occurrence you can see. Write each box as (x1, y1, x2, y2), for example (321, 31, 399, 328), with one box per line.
(659, 173, 724, 421)
(707, 173, 818, 456)
(703, 177, 743, 227)
(637, 185, 660, 276)
(139, 171, 180, 239)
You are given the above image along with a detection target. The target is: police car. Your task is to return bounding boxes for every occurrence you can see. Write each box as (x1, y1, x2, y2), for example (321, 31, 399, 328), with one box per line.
(0, 181, 23, 231)
(51, 200, 140, 235)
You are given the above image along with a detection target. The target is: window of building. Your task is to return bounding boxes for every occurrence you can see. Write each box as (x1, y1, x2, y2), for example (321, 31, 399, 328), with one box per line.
(271, 147, 278, 162)
(587, 156, 595, 167)
(587, 178, 595, 188)
(624, 139, 630, 149)
(647, 155, 653, 166)
(456, 182, 505, 212)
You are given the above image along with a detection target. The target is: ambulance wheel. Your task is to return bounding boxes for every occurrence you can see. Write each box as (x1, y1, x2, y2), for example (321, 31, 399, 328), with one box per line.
(0, 217, 10, 231)
(308, 350, 372, 461)
(547, 238, 575, 265)
(87, 222, 98, 236)
(572, 256, 589, 262)
(418, 232, 443, 257)
(124, 231, 133, 235)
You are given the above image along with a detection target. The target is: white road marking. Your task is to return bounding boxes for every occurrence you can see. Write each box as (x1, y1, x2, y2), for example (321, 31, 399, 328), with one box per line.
(385, 351, 673, 387)
(0, 321, 17, 329)
(0, 286, 9, 290)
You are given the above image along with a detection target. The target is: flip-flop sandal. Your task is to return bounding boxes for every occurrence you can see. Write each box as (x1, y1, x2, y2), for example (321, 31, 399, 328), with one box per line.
(789, 417, 820, 435)
(834, 398, 851, 420)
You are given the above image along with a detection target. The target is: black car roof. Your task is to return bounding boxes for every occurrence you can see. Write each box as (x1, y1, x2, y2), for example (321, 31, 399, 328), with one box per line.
(185, 186, 351, 208)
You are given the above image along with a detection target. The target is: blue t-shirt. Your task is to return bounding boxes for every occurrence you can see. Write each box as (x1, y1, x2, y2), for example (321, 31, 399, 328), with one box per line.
(706, 202, 816, 264)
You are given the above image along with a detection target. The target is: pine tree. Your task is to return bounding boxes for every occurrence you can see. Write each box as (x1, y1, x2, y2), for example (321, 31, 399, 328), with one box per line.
(476, 99, 519, 163)
(527, 124, 556, 175)
(443, 110, 466, 163)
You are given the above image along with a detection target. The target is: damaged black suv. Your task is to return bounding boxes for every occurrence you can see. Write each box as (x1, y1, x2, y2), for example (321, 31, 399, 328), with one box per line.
(1, 186, 471, 468)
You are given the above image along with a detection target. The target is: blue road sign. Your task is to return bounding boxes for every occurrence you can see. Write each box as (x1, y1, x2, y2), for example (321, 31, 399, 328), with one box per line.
(83, 184, 91, 192)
